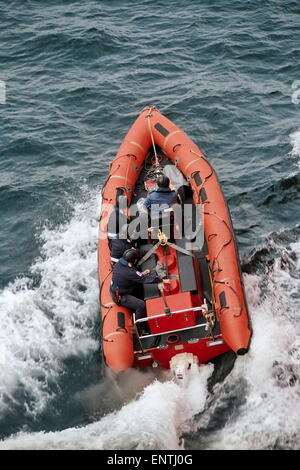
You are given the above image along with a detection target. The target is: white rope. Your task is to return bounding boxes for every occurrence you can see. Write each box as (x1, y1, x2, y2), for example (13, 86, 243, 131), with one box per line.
(145, 106, 159, 166)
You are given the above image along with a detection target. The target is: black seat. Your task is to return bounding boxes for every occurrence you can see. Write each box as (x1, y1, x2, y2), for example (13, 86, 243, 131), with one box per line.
(176, 238, 197, 293)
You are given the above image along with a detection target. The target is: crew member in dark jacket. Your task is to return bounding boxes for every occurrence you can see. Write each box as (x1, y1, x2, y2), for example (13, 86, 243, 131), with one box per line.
(110, 248, 164, 333)
(142, 175, 178, 238)
(143, 175, 178, 215)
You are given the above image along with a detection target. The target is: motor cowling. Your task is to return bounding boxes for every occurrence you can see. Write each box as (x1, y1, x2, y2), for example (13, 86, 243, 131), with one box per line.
(170, 352, 199, 385)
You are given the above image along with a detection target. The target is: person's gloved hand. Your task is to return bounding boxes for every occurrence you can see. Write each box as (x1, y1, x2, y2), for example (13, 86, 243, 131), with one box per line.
(141, 269, 150, 275)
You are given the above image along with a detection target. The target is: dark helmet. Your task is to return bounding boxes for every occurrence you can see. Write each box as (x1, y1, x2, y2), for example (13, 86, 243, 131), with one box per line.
(123, 248, 138, 264)
(156, 175, 170, 188)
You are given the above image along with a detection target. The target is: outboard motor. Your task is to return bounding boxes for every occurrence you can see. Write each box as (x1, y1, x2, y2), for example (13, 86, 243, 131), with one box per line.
(170, 353, 200, 387)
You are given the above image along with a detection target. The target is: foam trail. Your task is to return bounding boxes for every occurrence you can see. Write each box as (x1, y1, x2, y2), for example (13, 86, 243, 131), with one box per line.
(193, 238, 300, 450)
(0, 365, 214, 450)
(0, 185, 100, 416)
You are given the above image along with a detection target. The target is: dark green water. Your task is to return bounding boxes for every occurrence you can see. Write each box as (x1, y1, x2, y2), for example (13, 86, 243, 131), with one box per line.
(0, 0, 299, 450)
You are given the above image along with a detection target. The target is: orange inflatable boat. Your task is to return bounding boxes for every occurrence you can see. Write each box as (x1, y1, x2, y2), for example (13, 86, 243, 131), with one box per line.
(98, 106, 252, 374)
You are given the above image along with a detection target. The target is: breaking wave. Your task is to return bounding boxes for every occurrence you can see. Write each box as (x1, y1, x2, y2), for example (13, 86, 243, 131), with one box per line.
(0, 366, 214, 450)
(0, 186, 100, 418)
(290, 129, 300, 162)
(188, 229, 300, 450)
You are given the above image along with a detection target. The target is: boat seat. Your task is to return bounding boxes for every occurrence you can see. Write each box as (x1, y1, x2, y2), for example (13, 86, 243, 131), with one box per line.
(138, 243, 160, 300)
(176, 238, 198, 293)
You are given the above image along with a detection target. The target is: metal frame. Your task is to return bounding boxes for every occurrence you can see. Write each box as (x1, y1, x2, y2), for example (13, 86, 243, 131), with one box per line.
(133, 305, 206, 340)
(134, 305, 204, 324)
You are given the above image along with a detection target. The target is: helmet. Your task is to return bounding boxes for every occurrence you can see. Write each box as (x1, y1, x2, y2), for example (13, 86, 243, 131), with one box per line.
(123, 248, 138, 264)
(156, 175, 170, 188)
